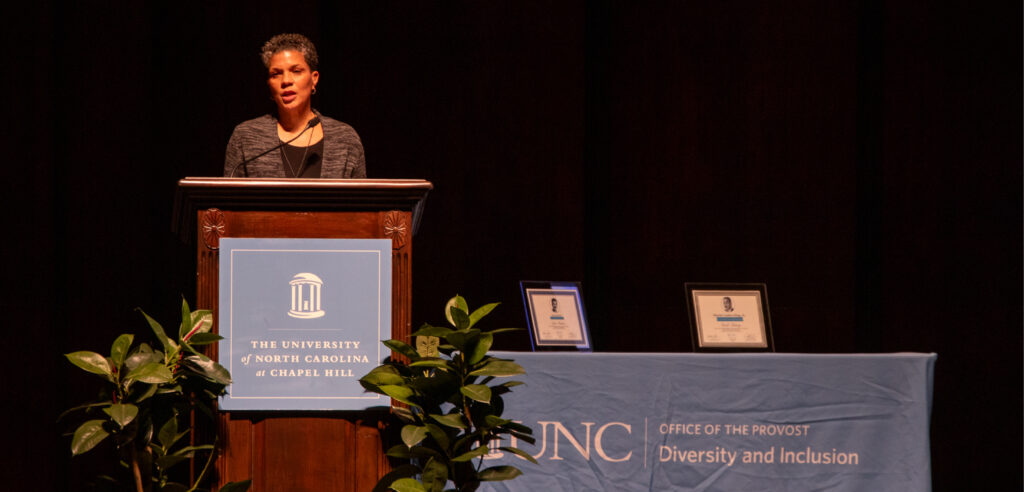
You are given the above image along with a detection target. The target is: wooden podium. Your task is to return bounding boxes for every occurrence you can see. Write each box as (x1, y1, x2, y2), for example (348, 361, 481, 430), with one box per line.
(173, 178, 432, 491)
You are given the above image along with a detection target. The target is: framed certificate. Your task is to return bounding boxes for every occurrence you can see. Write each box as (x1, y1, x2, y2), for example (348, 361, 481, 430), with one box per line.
(685, 283, 774, 352)
(520, 281, 592, 351)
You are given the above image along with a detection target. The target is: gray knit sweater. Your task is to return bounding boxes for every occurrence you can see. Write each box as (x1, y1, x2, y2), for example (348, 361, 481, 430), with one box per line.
(223, 111, 366, 178)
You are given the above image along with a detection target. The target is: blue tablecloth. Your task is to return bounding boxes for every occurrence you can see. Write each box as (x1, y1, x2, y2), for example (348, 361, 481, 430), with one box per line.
(480, 352, 935, 492)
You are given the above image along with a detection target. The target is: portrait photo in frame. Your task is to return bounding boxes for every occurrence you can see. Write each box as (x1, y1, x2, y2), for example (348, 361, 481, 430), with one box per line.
(685, 282, 775, 352)
(519, 281, 592, 352)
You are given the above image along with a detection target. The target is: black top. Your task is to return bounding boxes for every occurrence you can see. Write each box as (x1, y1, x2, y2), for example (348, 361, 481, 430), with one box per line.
(280, 139, 324, 178)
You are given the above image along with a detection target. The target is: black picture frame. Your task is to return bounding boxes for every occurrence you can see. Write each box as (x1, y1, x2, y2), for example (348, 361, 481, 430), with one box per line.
(685, 282, 775, 352)
(519, 281, 592, 352)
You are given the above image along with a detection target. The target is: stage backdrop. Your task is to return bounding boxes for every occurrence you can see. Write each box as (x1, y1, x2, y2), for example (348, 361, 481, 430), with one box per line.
(480, 351, 935, 492)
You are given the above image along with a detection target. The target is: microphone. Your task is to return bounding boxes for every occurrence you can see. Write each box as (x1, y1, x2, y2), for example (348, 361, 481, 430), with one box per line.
(229, 117, 322, 177)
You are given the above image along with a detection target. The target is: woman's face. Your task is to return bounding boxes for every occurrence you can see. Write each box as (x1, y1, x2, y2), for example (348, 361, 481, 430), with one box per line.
(267, 50, 319, 114)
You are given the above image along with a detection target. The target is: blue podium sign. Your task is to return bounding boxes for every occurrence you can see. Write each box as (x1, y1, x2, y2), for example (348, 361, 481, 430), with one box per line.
(218, 238, 391, 410)
(481, 352, 935, 492)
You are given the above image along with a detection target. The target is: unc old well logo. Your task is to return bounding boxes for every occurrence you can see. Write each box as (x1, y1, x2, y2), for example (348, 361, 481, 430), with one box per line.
(288, 273, 325, 319)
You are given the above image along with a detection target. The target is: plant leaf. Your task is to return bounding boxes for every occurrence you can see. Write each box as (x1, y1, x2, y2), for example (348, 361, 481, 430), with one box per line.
(508, 430, 536, 445)
(424, 423, 449, 450)
(360, 365, 405, 386)
(219, 479, 253, 492)
(65, 351, 113, 378)
(383, 339, 420, 360)
(379, 385, 418, 407)
(371, 465, 420, 492)
(451, 445, 489, 462)
(460, 384, 492, 403)
(181, 355, 232, 385)
(445, 329, 479, 353)
(130, 381, 159, 403)
(429, 413, 468, 429)
(110, 334, 134, 370)
(103, 403, 138, 428)
(411, 324, 455, 338)
(484, 327, 523, 335)
(159, 483, 188, 492)
(71, 420, 109, 455)
(407, 369, 459, 398)
(184, 332, 222, 346)
(421, 457, 448, 492)
(489, 394, 506, 418)
(155, 414, 176, 448)
(468, 358, 524, 379)
(156, 454, 189, 471)
(139, 308, 178, 359)
(172, 444, 214, 456)
(502, 421, 534, 435)
(449, 306, 471, 330)
(389, 478, 427, 492)
(469, 360, 525, 377)
(401, 424, 428, 447)
(491, 381, 524, 396)
(178, 298, 192, 339)
(124, 343, 159, 371)
(188, 309, 213, 336)
(157, 415, 180, 450)
(464, 333, 493, 365)
(409, 359, 450, 369)
(386, 444, 441, 459)
(57, 401, 110, 422)
(483, 415, 511, 429)
(450, 434, 475, 455)
(500, 446, 539, 464)
(468, 302, 499, 328)
(125, 362, 173, 384)
(479, 465, 523, 481)
(444, 295, 469, 326)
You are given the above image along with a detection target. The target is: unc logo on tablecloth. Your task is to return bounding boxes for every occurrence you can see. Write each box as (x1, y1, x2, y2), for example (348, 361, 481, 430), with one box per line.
(288, 272, 326, 319)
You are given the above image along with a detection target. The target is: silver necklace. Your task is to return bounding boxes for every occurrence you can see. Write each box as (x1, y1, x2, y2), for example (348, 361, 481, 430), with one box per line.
(282, 127, 315, 177)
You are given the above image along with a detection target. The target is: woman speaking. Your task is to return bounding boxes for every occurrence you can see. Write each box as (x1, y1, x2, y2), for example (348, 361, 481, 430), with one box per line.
(224, 34, 366, 178)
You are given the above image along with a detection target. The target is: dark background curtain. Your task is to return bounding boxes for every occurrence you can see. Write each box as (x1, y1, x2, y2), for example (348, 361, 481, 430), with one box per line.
(5, 1, 1019, 489)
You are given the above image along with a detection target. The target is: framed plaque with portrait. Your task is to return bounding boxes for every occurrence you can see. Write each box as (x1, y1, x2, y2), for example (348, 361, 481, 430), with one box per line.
(520, 281, 592, 352)
(685, 283, 774, 352)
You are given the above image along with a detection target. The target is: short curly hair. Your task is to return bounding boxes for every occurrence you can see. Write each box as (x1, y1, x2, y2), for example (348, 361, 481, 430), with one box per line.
(260, 33, 319, 71)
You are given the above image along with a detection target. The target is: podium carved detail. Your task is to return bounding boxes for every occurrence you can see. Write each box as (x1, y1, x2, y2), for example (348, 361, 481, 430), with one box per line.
(201, 209, 225, 250)
(383, 210, 409, 249)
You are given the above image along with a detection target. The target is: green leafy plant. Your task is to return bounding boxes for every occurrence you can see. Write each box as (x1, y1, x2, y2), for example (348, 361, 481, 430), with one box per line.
(61, 299, 251, 492)
(359, 296, 536, 492)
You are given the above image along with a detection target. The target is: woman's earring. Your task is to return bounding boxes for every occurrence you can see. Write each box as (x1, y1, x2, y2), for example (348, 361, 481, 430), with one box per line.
(312, 86, 317, 95)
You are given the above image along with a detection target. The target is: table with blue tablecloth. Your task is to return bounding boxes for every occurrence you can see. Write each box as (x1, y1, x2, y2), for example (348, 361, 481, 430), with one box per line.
(480, 352, 935, 492)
